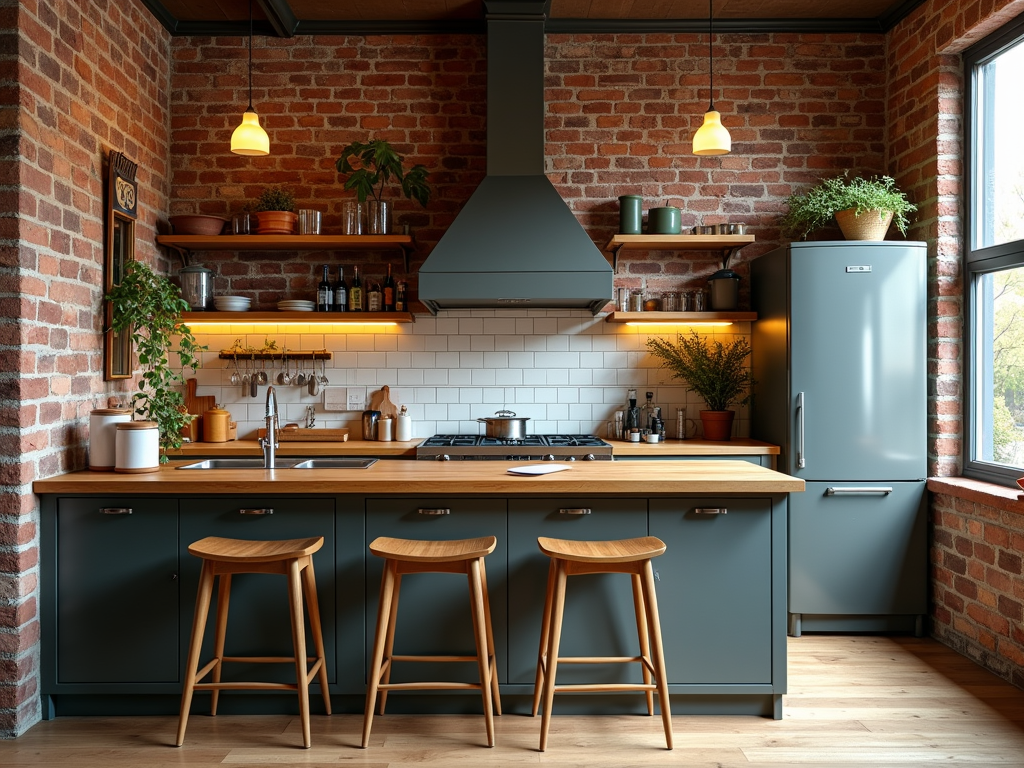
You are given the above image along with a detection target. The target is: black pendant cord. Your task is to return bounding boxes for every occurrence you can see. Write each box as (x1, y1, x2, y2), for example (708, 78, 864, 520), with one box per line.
(707, 0, 715, 112)
(247, 0, 254, 112)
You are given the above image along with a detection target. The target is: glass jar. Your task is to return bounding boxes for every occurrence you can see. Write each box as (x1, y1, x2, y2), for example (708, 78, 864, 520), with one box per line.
(660, 291, 679, 312)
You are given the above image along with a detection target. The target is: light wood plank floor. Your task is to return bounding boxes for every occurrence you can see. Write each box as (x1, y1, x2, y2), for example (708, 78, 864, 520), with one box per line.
(4, 636, 1024, 766)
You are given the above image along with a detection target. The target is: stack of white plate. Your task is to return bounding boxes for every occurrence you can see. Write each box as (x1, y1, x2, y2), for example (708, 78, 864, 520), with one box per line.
(277, 300, 315, 312)
(213, 295, 252, 312)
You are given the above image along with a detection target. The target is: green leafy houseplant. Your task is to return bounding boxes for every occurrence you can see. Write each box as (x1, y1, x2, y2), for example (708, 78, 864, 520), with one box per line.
(335, 139, 431, 207)
(106, 260, 206, 459)
(780, 173, 917, 240)
(254, 185, 296, 212)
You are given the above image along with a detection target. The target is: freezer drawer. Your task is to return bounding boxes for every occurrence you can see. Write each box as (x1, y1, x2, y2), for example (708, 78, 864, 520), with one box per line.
(789, 481, 926, 616)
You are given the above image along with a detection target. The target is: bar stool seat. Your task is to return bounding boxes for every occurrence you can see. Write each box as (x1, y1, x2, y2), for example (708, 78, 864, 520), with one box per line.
(176, 535, 330, 749)
(533, 535, 673, 751)
(363, 535, 501, 748)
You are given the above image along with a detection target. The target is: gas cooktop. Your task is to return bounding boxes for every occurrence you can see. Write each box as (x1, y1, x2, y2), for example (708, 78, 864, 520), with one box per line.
(416, 434, 613, 460)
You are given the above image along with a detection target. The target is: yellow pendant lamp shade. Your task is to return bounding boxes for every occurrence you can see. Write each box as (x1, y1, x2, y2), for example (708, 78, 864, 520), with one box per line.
(693, 110, 731, 156)
(231, 109, 269, 156)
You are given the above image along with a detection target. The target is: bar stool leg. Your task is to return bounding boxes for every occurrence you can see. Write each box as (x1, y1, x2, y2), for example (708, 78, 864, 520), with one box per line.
(478, 557, 502, 717)
(362, 559, 397, 748)
(209, 573, 232, 717)
(176, 560, 215, 747)
(300, 557, 332, 715)
(640, 560, 673, 750)
(378, 572, 402, 716)
(287, 559, 312, 749)
(468, 557, 495, 747)
(631, 572, 655, 716)
(531, 558, 557, 717)
(539, 560, 568, 753)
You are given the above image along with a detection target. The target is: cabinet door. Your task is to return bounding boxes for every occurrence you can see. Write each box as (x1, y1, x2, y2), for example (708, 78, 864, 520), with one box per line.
(507, 498, 648, 685)
(365, 497, 506, 685)
(179, 497, 343, 690)
(57, 497, 179, 684)
(649, 498, 773, 684)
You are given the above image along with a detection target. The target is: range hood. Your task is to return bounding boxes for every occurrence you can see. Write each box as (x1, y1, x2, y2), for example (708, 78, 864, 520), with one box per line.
(418, 1, 614, 315)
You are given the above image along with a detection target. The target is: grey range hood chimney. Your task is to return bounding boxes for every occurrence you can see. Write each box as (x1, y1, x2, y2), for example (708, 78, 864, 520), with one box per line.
(418, 1, 614, 315)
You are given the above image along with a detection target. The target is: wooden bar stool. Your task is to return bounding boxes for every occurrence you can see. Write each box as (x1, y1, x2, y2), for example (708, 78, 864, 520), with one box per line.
(176, 536, 331, 749)
(532, 535, 673, 751)
(362, 535, 501, 748)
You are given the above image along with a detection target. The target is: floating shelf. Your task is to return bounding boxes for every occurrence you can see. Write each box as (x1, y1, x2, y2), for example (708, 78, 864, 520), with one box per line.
(181, 311, 414, 324)
(606, 311, 757, 324)
(604, 234, 756, 270)
(217, 349, 332, 360)
(157, 234, 415, 270)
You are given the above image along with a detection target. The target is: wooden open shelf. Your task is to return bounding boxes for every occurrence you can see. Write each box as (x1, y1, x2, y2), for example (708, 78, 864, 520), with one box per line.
(606, 311, 757, 324)
(157, 234, 415, 270)
(182, 311, 414, 324)
(604, 234, 755, 270)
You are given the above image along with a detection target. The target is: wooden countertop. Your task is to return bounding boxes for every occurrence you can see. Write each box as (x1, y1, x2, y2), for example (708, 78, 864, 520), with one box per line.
(33, 459, 803, 495)
(165, 438, 422, 458)
(612, 438, 780, 457)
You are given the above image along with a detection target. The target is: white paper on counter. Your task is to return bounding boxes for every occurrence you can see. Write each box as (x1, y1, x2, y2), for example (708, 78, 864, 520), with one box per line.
(506, 464, 573, 476)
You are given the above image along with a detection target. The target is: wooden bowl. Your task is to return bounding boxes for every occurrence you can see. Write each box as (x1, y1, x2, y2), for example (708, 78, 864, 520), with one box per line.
(169, 215, 228, 236)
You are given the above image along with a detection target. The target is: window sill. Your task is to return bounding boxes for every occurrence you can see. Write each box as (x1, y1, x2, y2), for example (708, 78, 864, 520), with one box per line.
(927, 476, 1024, 514)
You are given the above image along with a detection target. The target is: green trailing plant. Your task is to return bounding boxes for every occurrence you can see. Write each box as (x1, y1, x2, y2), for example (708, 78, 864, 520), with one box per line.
(254, 185, 296, 212)
(646, 331, 756, 412)
(780, 173, 917, 240)
(335, 139, 431, 207)
(106, 260, 206, 459)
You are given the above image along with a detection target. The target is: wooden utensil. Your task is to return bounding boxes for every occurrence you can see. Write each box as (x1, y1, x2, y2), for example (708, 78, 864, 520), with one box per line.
(372, 385, 399, 419)
(184, 378, 198, 414)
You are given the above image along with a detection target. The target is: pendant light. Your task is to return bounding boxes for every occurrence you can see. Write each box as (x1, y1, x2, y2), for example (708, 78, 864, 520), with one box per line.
(230, 0, 269, 156)
(692, 0, 731, 156)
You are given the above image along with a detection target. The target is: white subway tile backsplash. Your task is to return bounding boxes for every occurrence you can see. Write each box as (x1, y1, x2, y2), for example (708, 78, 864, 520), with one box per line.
(546, 334, 569, 352)
(448, 334, 471, 352)
(449, 368, 472, 385)
(470, 335, 496, 351)
(423, 368, 449, 385)
(569, 369, 593, 386)
(522, 368, 546, 385)
(374, 335, 399, 352)
(423, 335, 448, 351)
(494, 335, 524, 351)
(494, 368, 523, 385)
(459, 317, 484, 335)
(471, 369, 496, 386)
(484, 317, 516, 335)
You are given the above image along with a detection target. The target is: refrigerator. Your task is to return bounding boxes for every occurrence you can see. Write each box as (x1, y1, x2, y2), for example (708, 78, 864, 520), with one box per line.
(751, 241, 928, 637)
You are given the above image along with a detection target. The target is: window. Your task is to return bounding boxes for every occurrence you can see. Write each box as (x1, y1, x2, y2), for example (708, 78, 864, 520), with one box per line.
(965, 17, 1024, 486)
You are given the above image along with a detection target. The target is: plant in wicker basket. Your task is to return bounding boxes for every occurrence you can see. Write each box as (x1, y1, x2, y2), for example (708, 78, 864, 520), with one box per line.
(646, 331, 756, 441)
(780, 173, 917, 241)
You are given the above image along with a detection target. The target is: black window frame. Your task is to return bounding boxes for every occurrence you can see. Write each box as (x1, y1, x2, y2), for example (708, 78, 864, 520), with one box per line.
(963, 14, 1024, 487)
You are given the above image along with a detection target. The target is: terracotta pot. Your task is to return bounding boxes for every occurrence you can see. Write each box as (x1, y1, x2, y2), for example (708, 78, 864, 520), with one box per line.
(834, 208, 893, 240)
(255, 210, 298, 235)
(699, 410, 735, 441)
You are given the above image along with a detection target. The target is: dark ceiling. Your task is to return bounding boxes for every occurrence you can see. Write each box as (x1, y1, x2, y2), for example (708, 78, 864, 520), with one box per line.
(141, 0, 926, 37)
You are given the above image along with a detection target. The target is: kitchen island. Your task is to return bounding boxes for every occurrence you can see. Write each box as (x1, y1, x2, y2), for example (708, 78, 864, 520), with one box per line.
(35, 460, 801, 720)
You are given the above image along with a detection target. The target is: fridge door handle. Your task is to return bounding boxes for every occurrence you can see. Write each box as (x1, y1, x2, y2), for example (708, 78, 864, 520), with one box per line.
(796, 391, 805, 468)
(825, 487, 894, 496)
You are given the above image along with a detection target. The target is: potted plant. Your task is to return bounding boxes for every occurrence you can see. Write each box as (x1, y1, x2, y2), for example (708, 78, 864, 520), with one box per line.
(253, 185, 297, 235)
(335, 139, 431, 234)
(780, 173, 917, 241)
(106, 259, 206, 461)
(646, 330, 756, 441)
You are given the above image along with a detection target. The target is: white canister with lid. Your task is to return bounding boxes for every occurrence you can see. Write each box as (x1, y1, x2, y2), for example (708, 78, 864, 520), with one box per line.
(395, 405, 412, 442)
(115, 421, 160, 473)
(377, 417, 393, 442)
(89, 408, 132, 470)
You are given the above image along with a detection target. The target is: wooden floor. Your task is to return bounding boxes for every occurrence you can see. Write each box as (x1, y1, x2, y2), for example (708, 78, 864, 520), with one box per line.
(4, 635, 1024, 766)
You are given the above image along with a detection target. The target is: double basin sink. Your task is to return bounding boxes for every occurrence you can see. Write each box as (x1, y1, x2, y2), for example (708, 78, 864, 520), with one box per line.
(175, 458, 378, 470)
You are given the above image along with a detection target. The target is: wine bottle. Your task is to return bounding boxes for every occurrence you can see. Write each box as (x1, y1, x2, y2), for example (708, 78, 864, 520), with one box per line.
(395, 281, 407, 312)
(367, 281, 382, 312)
(382, 263, 395, 312)
(317, 265, 333, 312)
(333, 266, 347, 312)
(350, 266, 363, 311)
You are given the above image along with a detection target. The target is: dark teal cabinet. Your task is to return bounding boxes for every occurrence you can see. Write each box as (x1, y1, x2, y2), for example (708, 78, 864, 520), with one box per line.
(365, 497, 507, 686)
(178, 496, 347, 692)
(54, 497, 179, 685)
(506, 498, 648, 686)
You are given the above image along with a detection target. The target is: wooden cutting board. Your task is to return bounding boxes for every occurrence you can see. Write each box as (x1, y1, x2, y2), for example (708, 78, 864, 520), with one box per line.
(371, 385, 398, 419)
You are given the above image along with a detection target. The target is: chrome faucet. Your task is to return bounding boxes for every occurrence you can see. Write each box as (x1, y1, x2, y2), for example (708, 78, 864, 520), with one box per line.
(259, 385, 279, 468)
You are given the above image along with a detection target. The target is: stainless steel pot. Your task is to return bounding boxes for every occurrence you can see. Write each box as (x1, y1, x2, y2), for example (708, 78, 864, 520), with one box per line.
(179, 266, 212, 310)
(477, 409, 530, 439)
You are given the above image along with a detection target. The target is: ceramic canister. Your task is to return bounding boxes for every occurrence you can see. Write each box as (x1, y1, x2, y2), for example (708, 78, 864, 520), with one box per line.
(202, 408, 231, 443)
(647, 206, 681, 234)
(114, 421, 160, 474)
(618, 195, 643, 234)
(89, 408, 132, 470)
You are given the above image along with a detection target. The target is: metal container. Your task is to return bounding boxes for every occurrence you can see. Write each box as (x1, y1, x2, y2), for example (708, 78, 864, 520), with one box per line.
(476, 409, 530, 439)
(362, 410, 381, 441)
(179, 266, 213, 310)
(708, 268, 740, 310)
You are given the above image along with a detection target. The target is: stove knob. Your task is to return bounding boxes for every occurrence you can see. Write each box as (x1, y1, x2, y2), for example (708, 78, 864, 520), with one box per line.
(546, 454, 555, 462)
(568, 456, 576, 461)
(585, 454, 596, 461)
(436, 454, 450, 461)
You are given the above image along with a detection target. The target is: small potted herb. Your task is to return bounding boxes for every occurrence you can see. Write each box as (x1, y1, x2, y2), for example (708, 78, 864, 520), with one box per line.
(335, 139, 430, 234)
(253, 185, 297, 234)
(646, 331, 756, 441)
(106, 260, 206, 460)
(780, 173, 917, 241)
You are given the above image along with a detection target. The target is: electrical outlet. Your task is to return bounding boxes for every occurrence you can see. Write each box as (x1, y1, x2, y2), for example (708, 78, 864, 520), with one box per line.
(347, 386, 367, 411)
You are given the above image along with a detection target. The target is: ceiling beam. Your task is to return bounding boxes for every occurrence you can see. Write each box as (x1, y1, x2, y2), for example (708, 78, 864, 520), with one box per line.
(257, 0, 299, 38)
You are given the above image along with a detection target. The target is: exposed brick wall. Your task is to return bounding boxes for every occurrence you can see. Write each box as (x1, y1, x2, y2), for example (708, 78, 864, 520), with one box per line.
(0, 0, 171, 738)
(169, 31, 888, 310)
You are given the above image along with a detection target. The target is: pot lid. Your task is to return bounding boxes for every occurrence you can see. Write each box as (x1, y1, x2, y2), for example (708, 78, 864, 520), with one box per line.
(708, 269, 740, 281)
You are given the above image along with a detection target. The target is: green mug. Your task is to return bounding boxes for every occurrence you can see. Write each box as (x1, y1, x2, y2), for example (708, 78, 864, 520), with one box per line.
(648, 206, 681, 234)
(618, 195, 643, 234)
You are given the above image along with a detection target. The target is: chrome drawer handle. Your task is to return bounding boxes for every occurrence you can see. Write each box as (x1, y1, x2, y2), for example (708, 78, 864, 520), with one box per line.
(101, 507, 132, 515)
(418, 508, 450, 515)
(559, 508, 591, 515)
(825, 487, 893, 496)
(694, 508, 727, 515)
(239, 508, 274, 515)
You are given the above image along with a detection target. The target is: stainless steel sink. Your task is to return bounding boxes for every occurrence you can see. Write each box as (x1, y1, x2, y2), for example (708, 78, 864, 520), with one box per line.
(290, 458, 378, 469)
(175, 458, 301, 470)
